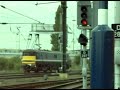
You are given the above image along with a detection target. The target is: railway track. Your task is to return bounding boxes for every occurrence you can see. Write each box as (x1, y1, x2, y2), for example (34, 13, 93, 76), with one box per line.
(0, 77, 90, 89)
(0, 70, 89, 79)
(0, 70, 81, 75)
(40, 78, 90, 89)
(0, 73, 45, 79)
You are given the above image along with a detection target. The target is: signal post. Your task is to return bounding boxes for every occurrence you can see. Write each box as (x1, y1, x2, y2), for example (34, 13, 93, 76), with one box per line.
(77, 1, 92, 89)
(78, 28, 88, 89)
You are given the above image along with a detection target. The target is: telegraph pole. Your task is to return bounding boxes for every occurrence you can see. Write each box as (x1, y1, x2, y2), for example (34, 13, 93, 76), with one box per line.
(61, 1, 67, 73)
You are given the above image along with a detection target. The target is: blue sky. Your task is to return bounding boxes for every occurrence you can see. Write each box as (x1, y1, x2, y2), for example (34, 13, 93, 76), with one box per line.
(0, 1, 115, 50)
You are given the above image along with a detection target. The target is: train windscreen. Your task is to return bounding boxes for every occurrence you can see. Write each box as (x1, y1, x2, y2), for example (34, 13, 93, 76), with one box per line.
(22, 51, 36, 56)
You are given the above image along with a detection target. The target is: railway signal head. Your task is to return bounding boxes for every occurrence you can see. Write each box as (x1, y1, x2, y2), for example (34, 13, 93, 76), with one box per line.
(77, 1, 92, 26)
(81, 6, 88, 26)
(78, 34, 88, 46)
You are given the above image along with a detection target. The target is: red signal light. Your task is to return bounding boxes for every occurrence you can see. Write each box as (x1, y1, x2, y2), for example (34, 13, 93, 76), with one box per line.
(81, 19, 87, 26)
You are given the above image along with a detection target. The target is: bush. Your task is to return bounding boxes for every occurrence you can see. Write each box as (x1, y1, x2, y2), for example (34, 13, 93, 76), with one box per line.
(0, 56, 22, 71)
(71, 55, 91, 70)
(74, 55, 80, 66)
(0, 57, 8, 70)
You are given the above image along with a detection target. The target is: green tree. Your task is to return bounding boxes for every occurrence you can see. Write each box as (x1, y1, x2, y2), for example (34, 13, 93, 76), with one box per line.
(51, 5, 62, 51)
(51, 34, 59, 51)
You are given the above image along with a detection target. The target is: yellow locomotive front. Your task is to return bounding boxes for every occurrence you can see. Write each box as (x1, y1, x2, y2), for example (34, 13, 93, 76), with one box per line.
(21, 49, 37, 73)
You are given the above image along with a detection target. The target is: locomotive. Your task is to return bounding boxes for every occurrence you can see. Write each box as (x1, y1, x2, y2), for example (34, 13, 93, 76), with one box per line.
(21, 49, 71, 73)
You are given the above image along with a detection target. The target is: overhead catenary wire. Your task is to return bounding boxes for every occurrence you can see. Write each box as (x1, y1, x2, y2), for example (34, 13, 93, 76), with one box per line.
(0, 22, 43, 24)
(0, 1, 75, 50)
(0, 1, 62, 24)
(20, 33, 26, 41)
(16, 26, 26, 41)
(10, 25, 26, 43)
(35, 1, 61, 5)
(0, 5, 42, 23)
(0, 2, 63, 50)
(68, 25, 79, 41)
(9, 25, 15, 34)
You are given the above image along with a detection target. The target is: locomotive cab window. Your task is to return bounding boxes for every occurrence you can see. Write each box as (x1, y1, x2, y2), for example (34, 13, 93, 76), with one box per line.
(23, 51, 36, 56)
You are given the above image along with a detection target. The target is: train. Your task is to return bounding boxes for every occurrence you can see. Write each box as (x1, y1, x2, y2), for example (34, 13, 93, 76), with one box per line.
(21, 49, 71, 73)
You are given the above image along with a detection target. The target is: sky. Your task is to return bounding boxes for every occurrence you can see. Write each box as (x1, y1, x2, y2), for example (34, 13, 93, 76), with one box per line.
(0, 1, 116, 50)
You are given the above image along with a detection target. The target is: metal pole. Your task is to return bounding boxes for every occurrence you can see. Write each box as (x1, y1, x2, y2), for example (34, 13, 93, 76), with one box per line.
(37, 34, 40, 50)
(61, 1, 67, 73)
(16, 34, 18, 50)
(19, 31, 20, 50)
(80, 29, 83, 68)
(73, 23, 74, 51)
(60, 12, 63, 52)
(82, 29, 87, 89)
(17, 27, 21, 50)
(72, 20, 75, 52)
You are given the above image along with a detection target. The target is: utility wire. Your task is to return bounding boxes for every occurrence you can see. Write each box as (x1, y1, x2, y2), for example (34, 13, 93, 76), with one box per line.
(16, 26, 26, 41)
(35, 1, 60, 5)
(10, 25, 26, 42)
(20, 33, 26, 41)
(0, 5, 41, 23)
(9, 25, 15, 34)
(0, 22, 43, 24)
(68, 25, 78, 40)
